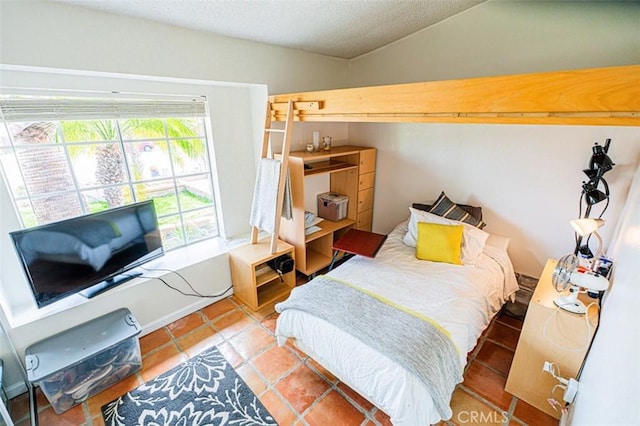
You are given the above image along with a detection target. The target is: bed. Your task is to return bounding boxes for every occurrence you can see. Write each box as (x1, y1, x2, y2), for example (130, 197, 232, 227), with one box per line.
(275, 205, 519, 425)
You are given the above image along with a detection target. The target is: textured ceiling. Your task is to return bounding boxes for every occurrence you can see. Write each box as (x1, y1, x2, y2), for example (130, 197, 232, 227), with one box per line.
(52, 0, 486, 59)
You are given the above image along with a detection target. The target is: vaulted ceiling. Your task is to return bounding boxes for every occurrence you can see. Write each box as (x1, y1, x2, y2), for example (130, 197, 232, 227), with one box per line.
(52, 0, 486, 59)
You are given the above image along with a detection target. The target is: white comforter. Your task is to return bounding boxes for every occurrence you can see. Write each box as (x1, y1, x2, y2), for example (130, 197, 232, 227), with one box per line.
(275, 220, 518, 425)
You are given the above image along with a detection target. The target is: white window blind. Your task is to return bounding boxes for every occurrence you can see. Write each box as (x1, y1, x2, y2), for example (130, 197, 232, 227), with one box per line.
(0, 97, 207, 122)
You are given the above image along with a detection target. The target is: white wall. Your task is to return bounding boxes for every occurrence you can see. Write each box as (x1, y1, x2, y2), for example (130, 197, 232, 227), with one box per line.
(0, 0, 348, 94)
(349, 123, 640, 277)
(348, 0, 640, 87)
(345, 0, 640, 276)
(0, 1, 351, 396)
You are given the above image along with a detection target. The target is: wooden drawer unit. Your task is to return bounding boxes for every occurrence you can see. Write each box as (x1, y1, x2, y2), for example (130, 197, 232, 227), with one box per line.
(278, 146, 377, 275)
(358, 172, 375, 191)
(229, 238, 296, 311)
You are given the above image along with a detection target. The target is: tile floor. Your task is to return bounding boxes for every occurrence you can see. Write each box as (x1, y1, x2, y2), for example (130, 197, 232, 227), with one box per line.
(9, 294, 558, 425)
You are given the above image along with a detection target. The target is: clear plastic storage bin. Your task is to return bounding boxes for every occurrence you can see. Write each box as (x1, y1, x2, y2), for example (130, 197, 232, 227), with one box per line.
(317, 192, 349, 221)
(25, 308, 142, 414)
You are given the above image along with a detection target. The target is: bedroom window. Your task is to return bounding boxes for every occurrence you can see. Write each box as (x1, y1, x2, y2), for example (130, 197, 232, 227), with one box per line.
(0, 95, 219, 251)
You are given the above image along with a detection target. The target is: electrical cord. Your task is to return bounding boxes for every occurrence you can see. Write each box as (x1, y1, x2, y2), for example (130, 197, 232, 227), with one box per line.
(121, 266, 233, 299)
(542, 301, 599, 352)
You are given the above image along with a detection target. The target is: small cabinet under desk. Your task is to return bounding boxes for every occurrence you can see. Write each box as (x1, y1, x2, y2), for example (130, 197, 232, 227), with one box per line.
(229, 238, 296, 311)
(505, 258, 600, 419)
(278, 145, 376, 276)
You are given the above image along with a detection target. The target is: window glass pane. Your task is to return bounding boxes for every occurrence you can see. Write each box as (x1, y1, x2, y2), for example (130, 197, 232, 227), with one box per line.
(158, 214, 184, 250)
(0, 124, 10, 147)
(177, 175, 214, 208)
(15, 145, 74, 196)
(127, 141, 171, 180)
(120, 118, 165, 140)
(60, 120, 117, 142)
(171, 139, 209, 175)
(1, 97, 219, 252)
(183, 207, 218, 244)
(30, 192, 83, 225)
(7, 122, 58, 146)
(0, 148, 27, 198)
(81, 186, 133, 213)
(166, 118, 202, 137)
(15, 199, 36, 228)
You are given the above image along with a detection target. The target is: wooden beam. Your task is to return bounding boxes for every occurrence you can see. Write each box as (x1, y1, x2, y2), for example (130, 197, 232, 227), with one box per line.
(268, 65, 640, 126)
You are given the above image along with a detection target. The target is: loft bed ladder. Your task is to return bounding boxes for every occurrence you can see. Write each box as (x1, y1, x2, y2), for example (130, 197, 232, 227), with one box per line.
(250, 100, 294, 254)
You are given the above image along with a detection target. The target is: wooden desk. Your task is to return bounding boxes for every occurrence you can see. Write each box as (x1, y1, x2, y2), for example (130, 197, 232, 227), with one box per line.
(328, 229, 387, 271)
(505, 258, 600, 418)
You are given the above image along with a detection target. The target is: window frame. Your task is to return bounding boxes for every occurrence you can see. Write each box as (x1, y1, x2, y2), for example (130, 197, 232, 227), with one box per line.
(0, 94, 221, 251)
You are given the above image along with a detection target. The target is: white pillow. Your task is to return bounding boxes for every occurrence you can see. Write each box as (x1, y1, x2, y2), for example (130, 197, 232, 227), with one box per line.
(403, 207, 489, 265)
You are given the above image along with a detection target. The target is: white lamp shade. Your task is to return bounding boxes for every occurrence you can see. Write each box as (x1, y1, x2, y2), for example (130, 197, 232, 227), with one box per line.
(570, 218, 605, 237)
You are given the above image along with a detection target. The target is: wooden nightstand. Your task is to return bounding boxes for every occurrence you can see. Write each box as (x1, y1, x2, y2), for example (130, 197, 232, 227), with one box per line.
(229, 238, 296, 311)
(505, 258, 600, 419)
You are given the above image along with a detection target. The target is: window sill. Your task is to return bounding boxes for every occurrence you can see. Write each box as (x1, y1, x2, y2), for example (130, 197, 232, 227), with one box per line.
(6, 237, 232, 329)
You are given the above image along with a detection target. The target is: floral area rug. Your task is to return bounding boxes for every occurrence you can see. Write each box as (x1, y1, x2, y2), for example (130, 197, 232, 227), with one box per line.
(101, 346, 276, 425)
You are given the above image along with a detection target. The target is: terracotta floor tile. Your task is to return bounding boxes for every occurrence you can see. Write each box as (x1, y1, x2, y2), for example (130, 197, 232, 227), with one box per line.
(139, 327, 173, 355)
(450, 387, 506, 425)
(337, 382, 375, 412)
(11, 301, 557, 425)
(8, 391, 30, 422)
(304, 390, 365, 426)
(275, 364, 331, 414)
(140, 343, 188, 382)
(245, 301, 277, 321)
(202, 297, 237, 320)
(229, 324, 275, 360)
(236, 363, 268, 396)
(259, 390, 297, 425)
(92, 414, 106, 426)
(217, 341, 244, 368)
(497, 313, 524, 330)
(474, 340, 514, 376)
(32, 403, 86, 426)
(176, 324, 223, 358)
(462, 362, 513, 410)
(486, 321, 521, 351)
(212, 309, 255, 339)
(252, 345, 302, 384)
(374, 408, 393, 426)
(166, 311, 205, 338)
(261, 312, 279, 334)
(86, 373, 141, 418)
(513, 398, 559, 426)
(307, 358, 339, 384)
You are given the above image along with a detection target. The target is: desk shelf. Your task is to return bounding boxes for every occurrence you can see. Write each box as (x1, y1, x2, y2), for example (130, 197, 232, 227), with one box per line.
(278, 146, 376, 277)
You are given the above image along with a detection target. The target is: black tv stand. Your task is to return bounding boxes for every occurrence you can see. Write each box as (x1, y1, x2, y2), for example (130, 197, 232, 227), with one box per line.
(80, 272, 143, 299)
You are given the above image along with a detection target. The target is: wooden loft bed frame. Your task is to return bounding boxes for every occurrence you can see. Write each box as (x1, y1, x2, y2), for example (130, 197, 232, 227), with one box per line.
(268, 65, 639, 126)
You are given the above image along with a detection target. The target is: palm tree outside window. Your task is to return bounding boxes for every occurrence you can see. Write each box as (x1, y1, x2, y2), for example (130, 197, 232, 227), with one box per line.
(0, 95, 219, 251)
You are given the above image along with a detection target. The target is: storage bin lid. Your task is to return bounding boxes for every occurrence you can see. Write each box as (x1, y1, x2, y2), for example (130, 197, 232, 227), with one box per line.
(25, 308, 141, 382)
(317, 192, 348, 202)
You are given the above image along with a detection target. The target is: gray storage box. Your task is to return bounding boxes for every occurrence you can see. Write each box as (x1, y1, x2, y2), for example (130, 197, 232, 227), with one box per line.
(317, 192, 349, 221)
(25, 308, 142, 413)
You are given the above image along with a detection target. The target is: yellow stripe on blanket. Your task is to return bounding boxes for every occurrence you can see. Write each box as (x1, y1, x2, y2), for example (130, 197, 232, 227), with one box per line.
(319, 275, 461, 356)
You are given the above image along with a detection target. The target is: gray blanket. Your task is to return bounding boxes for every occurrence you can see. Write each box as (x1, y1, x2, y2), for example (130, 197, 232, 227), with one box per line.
(275, 275, 463, 420)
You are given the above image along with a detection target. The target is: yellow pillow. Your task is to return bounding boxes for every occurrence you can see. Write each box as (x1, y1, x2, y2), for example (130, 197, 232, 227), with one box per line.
(415, 222, 463, 265)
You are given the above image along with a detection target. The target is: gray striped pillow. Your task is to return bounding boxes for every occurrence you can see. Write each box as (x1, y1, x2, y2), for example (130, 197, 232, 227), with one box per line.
(428, 191, 486, 229)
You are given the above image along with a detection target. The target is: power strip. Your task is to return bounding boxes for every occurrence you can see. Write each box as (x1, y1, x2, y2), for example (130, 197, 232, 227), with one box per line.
(542, 361, 579, 404)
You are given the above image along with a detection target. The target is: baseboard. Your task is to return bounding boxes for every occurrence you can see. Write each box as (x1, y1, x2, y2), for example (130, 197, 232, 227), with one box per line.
(139, 288, 233, 337)
(5, 380, 27, 400)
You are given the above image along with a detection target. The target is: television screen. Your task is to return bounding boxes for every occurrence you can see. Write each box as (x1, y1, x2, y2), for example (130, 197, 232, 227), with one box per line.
(10, 200, 164, 308)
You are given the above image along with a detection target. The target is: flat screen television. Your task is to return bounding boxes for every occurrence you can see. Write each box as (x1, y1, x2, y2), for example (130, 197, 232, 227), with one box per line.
(10, 200, 164, 309)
